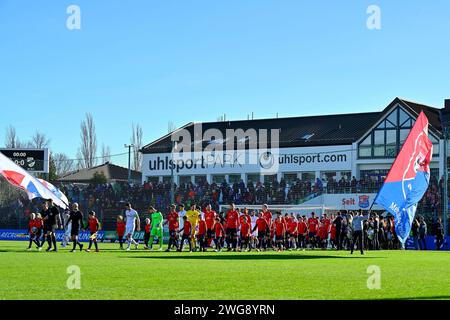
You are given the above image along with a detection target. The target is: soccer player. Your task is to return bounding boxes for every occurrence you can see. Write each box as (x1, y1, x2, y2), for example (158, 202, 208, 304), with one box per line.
(178, 216, 192, 252)
(197, 213, 207, 252)
(204, 204, 216, 247)
(214, 217, 225, 252)
(86, 211, 100, 252)
(40, 201, 55, 251)
(238, 208, 251, 249)
(66, 203, 84, 252)
(34, 213, 44, 251)
(297, 215, 307, 251)
(287, 215, 298, 250)
(46, 199, 62, 252)
(252, 212, 268, 251)
(27, 213, 40, 250)
(308, 212, 319, 249)
(226, 203, 239, 251)
(274, 213, 285, 252)
(164, 204, 179, 252)
(186, 204, 200, 251)
(116, 215, 126, 249)
(124, 202, 140, 251)
(240, 215, 251, 252)
(143, 218, 151, 249)
(149, 207, 164, 251)
(250, 210, 258, 249)
(262, 204, 272, 249)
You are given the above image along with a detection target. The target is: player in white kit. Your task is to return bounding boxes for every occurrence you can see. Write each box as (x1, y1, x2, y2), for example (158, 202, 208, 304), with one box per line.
(124, 202, 141, 251)
(250, 210, 258, 249)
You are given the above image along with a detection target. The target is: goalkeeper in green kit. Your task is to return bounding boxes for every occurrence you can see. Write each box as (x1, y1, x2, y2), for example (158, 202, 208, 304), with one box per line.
(149, 206, 164, 251)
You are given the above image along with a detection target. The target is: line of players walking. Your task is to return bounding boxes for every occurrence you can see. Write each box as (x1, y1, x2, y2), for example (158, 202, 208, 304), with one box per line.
(26, 199, 394, 255)
(121, 203, 384, 255)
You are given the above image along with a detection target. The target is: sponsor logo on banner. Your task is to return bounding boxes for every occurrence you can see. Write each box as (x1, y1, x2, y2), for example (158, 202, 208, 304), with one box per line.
(359, 195, 370, 208)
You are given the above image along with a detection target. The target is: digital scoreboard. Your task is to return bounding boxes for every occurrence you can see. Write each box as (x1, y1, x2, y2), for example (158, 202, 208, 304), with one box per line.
(0, 148, 49, 173)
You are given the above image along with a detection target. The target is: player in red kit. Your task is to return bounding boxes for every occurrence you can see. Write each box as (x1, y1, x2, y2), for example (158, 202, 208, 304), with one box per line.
(204, 204, 216, 247)
(178, 216, 192, 252)
(116, 215, 126, 249)
(239, 217, 251, 252)
(274, 213, 285, 252)
(297, 215, 308, 250)
(308, 212, 319, 249)
(197, 214, 207, 252)
(252, 212, 268, 251)
(238, 208, 251, 249)
(214, 217, 225, 252)
(86, 211, 100, 252)
(261, 204, 272, 249)
(226, 203, 240, 251)
(164, 204, 179, 252)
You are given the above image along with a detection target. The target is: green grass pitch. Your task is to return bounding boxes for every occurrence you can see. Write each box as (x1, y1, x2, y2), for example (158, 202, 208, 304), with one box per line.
(0, 241, 448, 300)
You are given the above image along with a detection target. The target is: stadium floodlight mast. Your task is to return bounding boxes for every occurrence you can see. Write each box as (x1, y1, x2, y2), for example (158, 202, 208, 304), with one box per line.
(124, 144, 134, 184)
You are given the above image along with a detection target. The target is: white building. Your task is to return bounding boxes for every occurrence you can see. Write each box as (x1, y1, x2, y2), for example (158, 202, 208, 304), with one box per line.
(141, 98, 446, 186)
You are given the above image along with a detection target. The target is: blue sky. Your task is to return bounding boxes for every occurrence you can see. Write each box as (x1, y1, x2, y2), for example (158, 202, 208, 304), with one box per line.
(0, 0, 449, 167)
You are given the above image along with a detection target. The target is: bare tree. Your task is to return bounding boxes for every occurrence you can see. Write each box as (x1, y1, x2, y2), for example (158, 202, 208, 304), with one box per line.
(131, 123, 143, 171)
(4, 125, 23, 148)
(77, 113, 97, 169)
(28, 131, 50, 149)
(53, 153, 75, 177)
(101, 144, 111, 164)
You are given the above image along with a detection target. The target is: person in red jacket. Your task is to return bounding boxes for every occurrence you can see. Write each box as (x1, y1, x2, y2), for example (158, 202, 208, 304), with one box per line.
(197, 214, 207, 252)
(214, 217, 225, 252)
(274, 213, 285, 252)
(226, 203, 240, 251)
(178, 216, 192, 252)
(86, 211, 100, 252)
(116, 215, 126, 250)
(143, 218, 152, 249)
(317, 222, 328, 249)
(297, 215, 308, 250)
(164, 204, 179, 252)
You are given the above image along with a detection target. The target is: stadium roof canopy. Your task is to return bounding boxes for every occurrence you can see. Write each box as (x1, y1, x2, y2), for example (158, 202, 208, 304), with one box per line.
(141, 97, 443, 154)
(57, 162, 142, 184)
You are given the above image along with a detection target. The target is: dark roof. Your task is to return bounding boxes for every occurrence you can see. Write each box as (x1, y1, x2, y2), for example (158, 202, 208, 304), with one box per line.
(142, 97, 444, 154)
(57, 162, 142, 183)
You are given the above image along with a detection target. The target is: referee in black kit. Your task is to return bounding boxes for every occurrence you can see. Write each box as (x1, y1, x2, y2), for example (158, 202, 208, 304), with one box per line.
(42, 198, 62, 252)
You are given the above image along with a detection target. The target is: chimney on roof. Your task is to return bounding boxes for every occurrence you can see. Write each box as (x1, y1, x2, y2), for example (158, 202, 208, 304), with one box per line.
(445, 99, 450, 110)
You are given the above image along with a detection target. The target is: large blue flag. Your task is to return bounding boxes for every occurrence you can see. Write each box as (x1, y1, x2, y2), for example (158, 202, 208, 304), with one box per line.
(375, 112, 433, 244)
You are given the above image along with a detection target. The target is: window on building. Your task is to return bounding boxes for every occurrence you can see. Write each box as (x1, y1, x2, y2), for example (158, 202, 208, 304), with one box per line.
(194, 175, 207, 184)
(340, 171, 352, 180)
(358, 106, 440, 159)
(179, 176, 192, 185)
(162, 176, 172, 184)
(302, 172, 316, 182)
(263, 175, 277, 184)
(212, 175, 226, 184)
(321, 172, 337, 182)
(147, 177, 159, 185)
(247, 174, 260, 184)
(283, 173, 298, 184)
(228, 174, 241, 184)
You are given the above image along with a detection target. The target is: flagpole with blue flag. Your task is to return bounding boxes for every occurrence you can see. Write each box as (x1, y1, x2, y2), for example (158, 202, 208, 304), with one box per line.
(373, 111, 433, 246)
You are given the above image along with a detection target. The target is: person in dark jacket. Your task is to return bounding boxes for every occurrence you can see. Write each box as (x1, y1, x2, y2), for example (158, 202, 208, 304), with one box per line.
(418, 217, 427, 250)
(411, 218, 420, 250)
(433, 218, 444, 250)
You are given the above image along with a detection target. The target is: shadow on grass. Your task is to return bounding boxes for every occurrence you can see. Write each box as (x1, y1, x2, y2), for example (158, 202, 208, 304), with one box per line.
(121, 253, 386, 261)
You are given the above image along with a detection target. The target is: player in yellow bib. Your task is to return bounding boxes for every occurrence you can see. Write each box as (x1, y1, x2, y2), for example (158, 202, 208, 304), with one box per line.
(185, 204, 200, 250)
